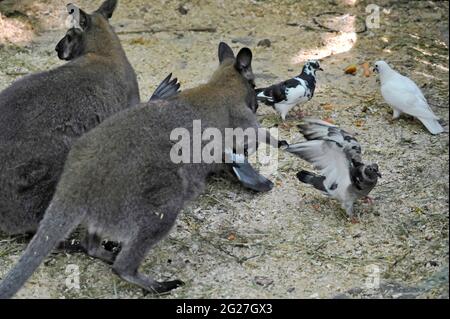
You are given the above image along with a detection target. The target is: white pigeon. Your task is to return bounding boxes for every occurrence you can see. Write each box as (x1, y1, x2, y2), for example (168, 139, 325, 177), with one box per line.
(374, 60, 444, 135)
(255, 60, 322, 120)
(286, 119, 381, 218)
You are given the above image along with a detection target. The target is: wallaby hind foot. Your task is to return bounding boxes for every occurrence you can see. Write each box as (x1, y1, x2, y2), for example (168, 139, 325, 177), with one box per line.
(81, 232, 117, 264)
(112, 226, 184, 294)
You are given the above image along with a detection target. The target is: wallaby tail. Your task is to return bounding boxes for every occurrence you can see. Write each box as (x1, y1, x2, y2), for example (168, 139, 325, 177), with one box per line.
(419, 117, 444, 135)
(0, 201, 84, 299)
(296, 170, 327, 193)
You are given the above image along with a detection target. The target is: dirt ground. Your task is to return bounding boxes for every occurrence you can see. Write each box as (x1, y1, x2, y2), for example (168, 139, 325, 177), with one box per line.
(0, 0, 448, 299)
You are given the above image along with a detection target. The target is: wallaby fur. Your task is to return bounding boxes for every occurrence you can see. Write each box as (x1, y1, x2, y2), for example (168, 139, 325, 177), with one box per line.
(0, 42, 270, 298)
(0, 0, 139, 235)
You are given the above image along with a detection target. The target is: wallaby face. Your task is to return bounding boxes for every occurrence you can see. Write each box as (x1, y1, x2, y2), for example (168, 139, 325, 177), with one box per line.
(55, 28, 85, 60)
(0, 43, 266, 298)
(0, 0, 139, 236)
(56, 0, 122, 60)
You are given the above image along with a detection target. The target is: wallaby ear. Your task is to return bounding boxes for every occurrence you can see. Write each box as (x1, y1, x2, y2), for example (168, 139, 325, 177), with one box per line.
(218, 42, 235, 64)
(78, 9, 90, 30)
(95, 0, 118, 19)
(235, 48, 252, 71)
(67, 3, 89, 30)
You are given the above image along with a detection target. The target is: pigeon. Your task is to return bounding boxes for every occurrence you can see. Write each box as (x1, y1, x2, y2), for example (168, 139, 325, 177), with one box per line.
(374, 60, 444, 135)
(149, 74, 273, 192)
(285, 118, 381, 218)
(149, 73, 181, 101)
(224, 149, 274, 192)
(255, 60, 323, 120)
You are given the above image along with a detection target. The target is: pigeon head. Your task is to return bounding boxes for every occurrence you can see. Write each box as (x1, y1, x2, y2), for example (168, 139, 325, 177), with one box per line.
(302, 60, 323, 76)
(373, 60, 390, 73)
(364, 163, 381, 180)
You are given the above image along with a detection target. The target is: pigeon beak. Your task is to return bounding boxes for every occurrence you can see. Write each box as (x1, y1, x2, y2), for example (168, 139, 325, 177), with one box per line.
(318, 67, 324, 71)
(373, 67, 378, 73)
(376, 171, 382, 178)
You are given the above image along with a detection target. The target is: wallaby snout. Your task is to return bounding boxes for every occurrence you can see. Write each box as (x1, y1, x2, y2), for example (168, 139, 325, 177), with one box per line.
(55, 38, 67, 60)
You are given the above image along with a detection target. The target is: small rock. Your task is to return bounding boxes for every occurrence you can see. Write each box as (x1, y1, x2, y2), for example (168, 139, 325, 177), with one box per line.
(254, 276, 273, 287)
(178, 4, 189, 15)
(257, 39, 272, 48)
(287, 287, 295, 293)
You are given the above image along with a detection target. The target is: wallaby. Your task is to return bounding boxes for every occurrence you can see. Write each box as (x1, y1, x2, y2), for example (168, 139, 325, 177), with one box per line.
(0, 0, 139, 236)
(57, 33, 275, 193)
(0, 42, 280, 298)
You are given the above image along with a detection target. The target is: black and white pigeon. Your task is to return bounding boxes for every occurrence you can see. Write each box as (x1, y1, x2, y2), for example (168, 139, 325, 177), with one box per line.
(255, 60, 323, 120)
(149, 73, 181, 101)
(149, 74, 274, 192)
(285, 118, 381, 218)
(374, 60, 444, 135)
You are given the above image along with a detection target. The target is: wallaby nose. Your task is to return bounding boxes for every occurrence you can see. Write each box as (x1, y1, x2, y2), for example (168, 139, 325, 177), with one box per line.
(55, 40, 67, 60)
(55, 40, 63, 53)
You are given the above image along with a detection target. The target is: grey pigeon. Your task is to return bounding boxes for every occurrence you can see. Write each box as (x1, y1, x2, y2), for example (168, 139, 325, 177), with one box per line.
(286, 119, 381, 218)
(374, 60, 444, 135)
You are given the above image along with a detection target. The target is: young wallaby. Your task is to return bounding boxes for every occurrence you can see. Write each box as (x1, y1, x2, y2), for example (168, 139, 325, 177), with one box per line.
(0, 42, 276, 298)
(0, 0, 139, 236)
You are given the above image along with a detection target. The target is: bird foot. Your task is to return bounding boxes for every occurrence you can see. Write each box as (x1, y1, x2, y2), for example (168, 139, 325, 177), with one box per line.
(293, 110, 306, 119)
(279, 122, 292, 130)
(350, 216, 360, 224)
(362, 196, 375, 205)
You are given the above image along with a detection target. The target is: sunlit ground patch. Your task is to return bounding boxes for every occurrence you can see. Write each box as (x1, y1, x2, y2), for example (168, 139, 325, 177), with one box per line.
(0, 13, 34, 44)
(291, 14, 358, 63)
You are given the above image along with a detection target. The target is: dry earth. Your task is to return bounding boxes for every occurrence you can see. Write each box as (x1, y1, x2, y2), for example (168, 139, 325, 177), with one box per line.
(0, 0, 448, 299)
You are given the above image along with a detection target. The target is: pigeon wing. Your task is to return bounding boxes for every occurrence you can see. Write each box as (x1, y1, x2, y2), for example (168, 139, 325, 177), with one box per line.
(149, 73, 181, 101)
(256, 82, 287, 106)
(286, 139, 352, 195)
(224, 150, 274, 192)
(298, 118, 363, 164)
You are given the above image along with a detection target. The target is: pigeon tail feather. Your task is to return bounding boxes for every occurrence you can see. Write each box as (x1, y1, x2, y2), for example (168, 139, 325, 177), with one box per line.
(419, 117, 444, 135)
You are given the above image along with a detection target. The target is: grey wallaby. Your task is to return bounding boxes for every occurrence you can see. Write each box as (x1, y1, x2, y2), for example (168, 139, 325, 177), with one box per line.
(0, 0, 139, 235)
(57, 30, 275, 193)
(0, 42, 278, 298)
